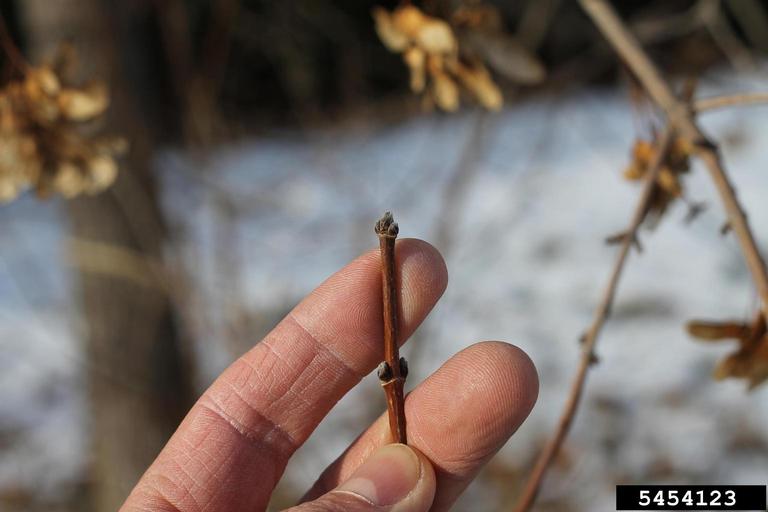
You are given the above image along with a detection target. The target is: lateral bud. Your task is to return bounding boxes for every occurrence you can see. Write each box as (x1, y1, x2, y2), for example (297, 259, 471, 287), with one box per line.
(377, 361, 393, 382)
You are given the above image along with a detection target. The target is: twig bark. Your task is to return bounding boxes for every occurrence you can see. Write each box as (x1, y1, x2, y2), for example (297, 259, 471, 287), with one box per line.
(513, 128, 674, 512)
(580, 0, 768, 319)
(695, 92, 768, 113)
(375, 211, 408, 444)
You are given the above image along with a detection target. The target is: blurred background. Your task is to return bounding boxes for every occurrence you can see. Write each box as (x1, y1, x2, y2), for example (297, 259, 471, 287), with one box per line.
(1, 0, 767, 510)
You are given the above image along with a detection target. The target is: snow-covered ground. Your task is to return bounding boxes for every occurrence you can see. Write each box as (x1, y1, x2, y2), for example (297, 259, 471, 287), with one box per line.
(2, 70, 768, 510)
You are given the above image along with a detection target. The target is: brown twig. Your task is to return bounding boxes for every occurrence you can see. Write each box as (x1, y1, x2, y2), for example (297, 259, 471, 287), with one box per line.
(580, 0, 768, 319)
(374, 211, 408, 445)
(695, 92, 768, 113)
(513, 128, 674, 512)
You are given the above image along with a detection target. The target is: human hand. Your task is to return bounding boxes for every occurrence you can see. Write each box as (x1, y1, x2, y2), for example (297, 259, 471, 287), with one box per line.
(120, 240, 538, 512)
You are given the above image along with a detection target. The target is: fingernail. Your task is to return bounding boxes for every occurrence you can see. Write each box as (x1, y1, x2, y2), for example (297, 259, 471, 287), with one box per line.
(337, 443, 421, 506)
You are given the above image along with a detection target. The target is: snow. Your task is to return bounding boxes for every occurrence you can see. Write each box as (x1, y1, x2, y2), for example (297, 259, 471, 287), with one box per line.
(2, 70, 768, 510)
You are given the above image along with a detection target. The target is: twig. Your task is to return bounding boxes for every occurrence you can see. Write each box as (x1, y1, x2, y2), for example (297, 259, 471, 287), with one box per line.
(513, 128, 674, 512)
(695, 92, 768, 113)
(374, 211, 408, 445)
(580, 0, 768, 322)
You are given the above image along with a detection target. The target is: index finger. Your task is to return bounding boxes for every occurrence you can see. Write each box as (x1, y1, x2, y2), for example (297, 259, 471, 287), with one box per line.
(121, 239, 448, 512)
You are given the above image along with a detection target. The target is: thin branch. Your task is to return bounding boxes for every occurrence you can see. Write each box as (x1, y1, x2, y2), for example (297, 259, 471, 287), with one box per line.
(695, 92, 768, 113)
(375, 212, 408, 445)
(513, 128, 674, 512)
(515, 1, 768, 509)
(580, 0, 768, 320)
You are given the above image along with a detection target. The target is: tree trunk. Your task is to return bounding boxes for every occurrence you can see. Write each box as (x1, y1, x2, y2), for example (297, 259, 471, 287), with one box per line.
(19, 2, 195, 510)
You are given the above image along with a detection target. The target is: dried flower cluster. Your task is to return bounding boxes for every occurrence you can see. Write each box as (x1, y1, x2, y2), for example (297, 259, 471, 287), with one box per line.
(0, 58, 125, 202)
(687, 313, 768, 389)
(373, 4, 503, 112)
(624, 134, 693, 223)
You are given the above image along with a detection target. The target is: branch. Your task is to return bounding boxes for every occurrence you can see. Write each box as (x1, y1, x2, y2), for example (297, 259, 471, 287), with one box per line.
(580, 0, 768, 321)
(375, 212, 408, 445)
(695, 92, 768, 113)
(513, 128, 674, 512)
(516, 3, 768, 509)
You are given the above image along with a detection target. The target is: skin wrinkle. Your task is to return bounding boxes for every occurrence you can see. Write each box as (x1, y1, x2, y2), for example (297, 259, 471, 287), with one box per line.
(197, 394, 299, 454)
(256, 319, 360, 439)
(285, 312, 366, 380)
(175, 402, 285, 505)
(291, 297, 380, 373)
(179, 434, 218, 485)
(176, 419, 252, 510)
(147, 469, 204, 512)
(156, 428, 225, 511)
(176, 436, 220, 493)
(134, 491, 182, 512)
(173, 459, 209, 507)
(188, 401, 291, 496)
(285, 364, 338, 415)
(213, 330, 346, 447)
(242, 346, 319, 415)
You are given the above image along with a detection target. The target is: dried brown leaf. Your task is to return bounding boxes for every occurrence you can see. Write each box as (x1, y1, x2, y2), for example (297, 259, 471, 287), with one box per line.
(86, 155, 118, 192)
(689, 314, 768, 389)
(687, 319, 752, 340)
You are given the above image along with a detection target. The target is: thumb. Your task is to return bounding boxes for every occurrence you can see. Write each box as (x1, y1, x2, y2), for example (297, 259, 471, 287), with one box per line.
(288, 444, 436, 512)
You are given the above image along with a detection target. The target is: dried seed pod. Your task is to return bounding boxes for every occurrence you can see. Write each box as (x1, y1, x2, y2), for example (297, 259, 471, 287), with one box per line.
(403, 47, 426, 93)
(624, 135, 693, 225)
(53, 162, 84, 198)
(454, 60, 502, 111)
(432, 71, 459, 112)
(391, 6, 427, 39)
(371, 2, 512, 112)
(0, 47, 123, 203)
(58, 82, 108, 121)
(415, 18, 456, 54)
(372, 7, 409, 52)
(87, 155, 118, 192)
